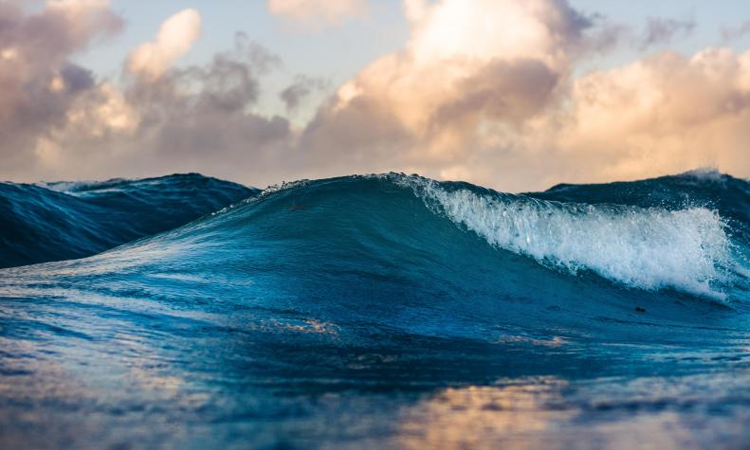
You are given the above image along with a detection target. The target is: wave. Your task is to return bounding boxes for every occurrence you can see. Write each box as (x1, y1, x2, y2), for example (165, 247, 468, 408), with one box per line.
(403, 176, 736, 299)
(2, 171, 747, 341)
(152, 172, 749, 303)
(3, 171, 750, 345)
(3, 171, 750, 450)
(5, 171, 749, 299)
(0, 173, 257, 268)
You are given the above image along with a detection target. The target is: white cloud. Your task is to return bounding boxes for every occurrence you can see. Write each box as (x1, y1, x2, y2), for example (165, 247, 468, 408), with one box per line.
(126, 9, 202, 80)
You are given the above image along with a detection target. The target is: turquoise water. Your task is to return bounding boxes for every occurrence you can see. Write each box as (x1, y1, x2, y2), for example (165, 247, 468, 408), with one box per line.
(1, 171, 749, 449)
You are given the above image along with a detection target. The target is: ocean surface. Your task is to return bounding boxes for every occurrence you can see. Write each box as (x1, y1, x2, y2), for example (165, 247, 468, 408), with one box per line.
(0, 173, 256, 268)
(1, 170, 749, 449)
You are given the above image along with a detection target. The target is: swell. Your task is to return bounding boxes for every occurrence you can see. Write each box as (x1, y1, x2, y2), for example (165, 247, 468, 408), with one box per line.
(2, 171, 750, 450)
(0, 173, 257, 268)
(146, 171, 750, 304)
(3, 172, 749, 348)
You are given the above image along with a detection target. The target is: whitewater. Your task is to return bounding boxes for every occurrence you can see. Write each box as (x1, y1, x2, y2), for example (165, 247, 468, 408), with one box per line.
(1, 170, 750, 449)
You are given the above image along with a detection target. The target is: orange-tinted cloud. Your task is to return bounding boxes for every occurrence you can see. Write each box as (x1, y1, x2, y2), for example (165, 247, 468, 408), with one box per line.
(2, 0, 750, 192)
(298, 0, 592, 187)
(267, 0, 367, 28)
(556, 47, 750, 184)
(298, 0, 750, 191)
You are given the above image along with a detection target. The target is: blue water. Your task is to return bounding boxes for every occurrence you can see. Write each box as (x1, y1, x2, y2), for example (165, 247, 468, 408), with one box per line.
(0, 173, 256, 268)
(1, 170, 750, 449)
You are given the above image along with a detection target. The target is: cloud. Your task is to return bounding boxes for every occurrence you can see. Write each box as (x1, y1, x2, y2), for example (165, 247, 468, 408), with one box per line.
(36, 32, 292, 182)
(639, 17, 695, 50)
(4, 0, 750, 193)
(0, 0, 123, 174)
(267, 0, 367, 28)
(297, 0, 592, 183)
(722, 20, 750, 42)
(293, 0, 750, 191)
(126, 9, 202, 80)
(398, 45, 750, 190)
(279, 75, 329, 112)
(554, 47, 750, 183)
(0, 4, 291, 185)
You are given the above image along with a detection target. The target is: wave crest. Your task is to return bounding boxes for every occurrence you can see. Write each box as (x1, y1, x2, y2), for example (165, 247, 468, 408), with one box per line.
(404, 176, 734, 298)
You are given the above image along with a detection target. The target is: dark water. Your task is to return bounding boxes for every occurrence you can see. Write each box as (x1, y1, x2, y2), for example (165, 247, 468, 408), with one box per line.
(0, 173, 257, 268)
(1, 170, 749, 449)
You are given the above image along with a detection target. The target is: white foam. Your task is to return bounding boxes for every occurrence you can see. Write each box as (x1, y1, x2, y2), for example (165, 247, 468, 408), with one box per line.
(404, 177, 733, 299)
(36, 181, 90, 194)
(680, 167, 725, 182)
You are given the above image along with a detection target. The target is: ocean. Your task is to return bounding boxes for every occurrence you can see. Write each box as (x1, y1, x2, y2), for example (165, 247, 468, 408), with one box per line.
(1, 170, 749, 449)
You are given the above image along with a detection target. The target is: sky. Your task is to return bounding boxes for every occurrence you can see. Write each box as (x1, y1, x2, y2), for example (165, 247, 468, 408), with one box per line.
(3, 0, 750, 191)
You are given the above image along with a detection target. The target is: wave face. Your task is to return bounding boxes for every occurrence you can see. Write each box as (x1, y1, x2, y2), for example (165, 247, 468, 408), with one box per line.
(2, 171, 750, 449)
(409, 176, 736, 298)
(0, 173, 257, 268)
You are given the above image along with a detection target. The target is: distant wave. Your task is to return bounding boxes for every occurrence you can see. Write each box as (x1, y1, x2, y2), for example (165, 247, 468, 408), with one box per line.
(0, 173, 257, 268)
